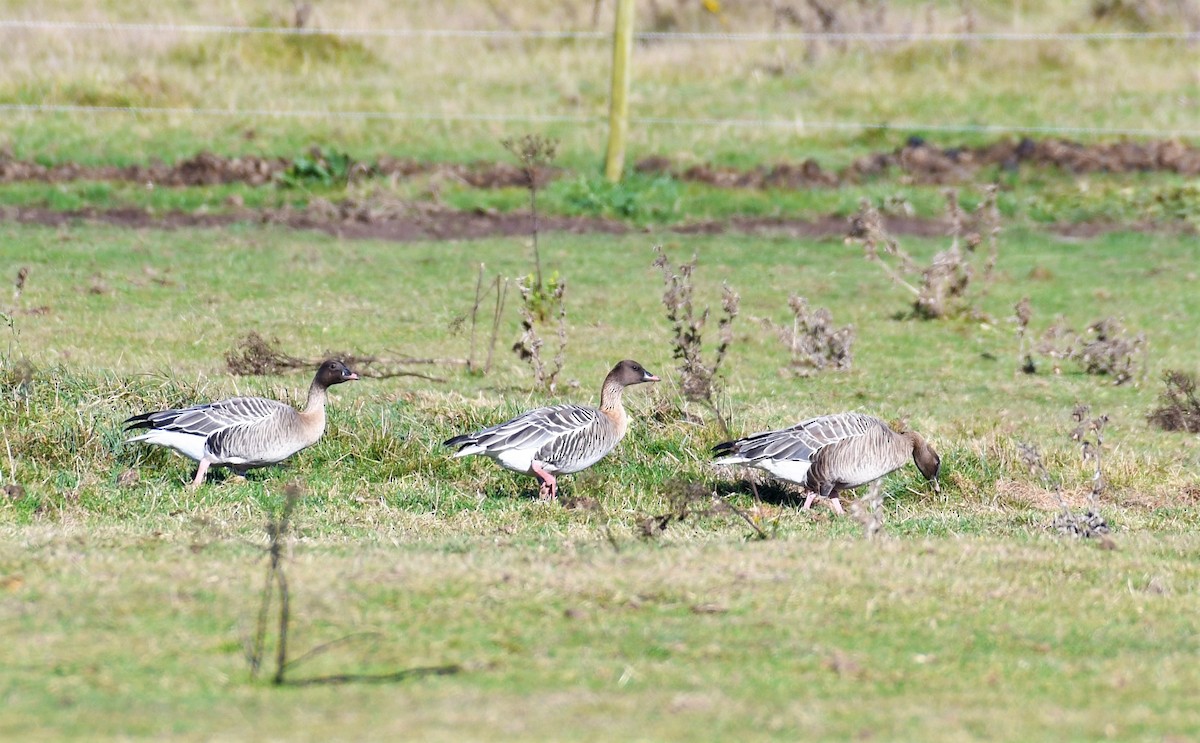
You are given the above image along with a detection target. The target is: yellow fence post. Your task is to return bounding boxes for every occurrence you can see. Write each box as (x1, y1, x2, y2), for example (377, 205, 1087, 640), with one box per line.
(604, 0, 635, 183)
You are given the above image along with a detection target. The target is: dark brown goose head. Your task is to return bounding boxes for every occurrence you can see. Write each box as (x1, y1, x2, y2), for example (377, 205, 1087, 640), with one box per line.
(906, 431, 941, 493)
(607, 359, 661, 387)
(314, 359, 360, 388)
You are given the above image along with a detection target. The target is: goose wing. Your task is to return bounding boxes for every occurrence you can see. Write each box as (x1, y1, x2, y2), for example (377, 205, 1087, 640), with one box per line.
(446, 404, 602, 457)
(716, 412, 881, 463)
(125, 396, 291, 438)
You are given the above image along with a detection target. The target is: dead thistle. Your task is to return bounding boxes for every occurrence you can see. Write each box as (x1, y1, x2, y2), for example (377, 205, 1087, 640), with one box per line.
(652, 245, 739, 434)
(1019, 406, 1113, 543)
(1013, 297, 1036, 374)
(848, 186, 1001, 320)
(512, 274, 567, 393)
(1035, 317, 1146, 385)
(1147, 370, 1200, 433)
(761, 294, 854, 376)
(501, 133, 558, 307)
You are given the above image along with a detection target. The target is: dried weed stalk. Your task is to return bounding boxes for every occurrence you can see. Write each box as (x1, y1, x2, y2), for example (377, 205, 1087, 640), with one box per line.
(226, 332, 455, 381)
(848, 479, 885, 539)
(1012, 297, 1037, 374)
(459, 264, 509, 375)
(512, 275, 567, 393)
(1036, 317, 1146, 385)
(640, 479, 767, 540)
(652, 246, 740, 433)
(761, 294, 854, 376)
(1147, 370, 1200, 433)
(848, 186, 1001, 320)
(1070, 405, 1109, 512)
(1018, 406, 1113, 542)
(245, 482, 461, 686)
(248, 481, 303, 684)
(501, 133, 558, 312)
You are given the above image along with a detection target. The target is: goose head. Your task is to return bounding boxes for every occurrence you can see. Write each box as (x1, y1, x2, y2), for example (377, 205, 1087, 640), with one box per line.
(908, 431, 941, 493)
(608, 360, 661, 387)
(315, 359, 360, 388)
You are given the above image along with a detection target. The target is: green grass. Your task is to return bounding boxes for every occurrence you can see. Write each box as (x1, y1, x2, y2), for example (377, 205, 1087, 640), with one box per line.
(4, 168, 1199, 229)
(3, 1, 1200, 738)
(4, 532, 1200, 741)
(4, 221, 1200, 739)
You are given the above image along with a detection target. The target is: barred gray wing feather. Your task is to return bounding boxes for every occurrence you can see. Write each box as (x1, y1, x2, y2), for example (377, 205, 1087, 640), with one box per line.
(205, 405, 296, 461)
(535, 415, 618, 471)
(129, 396, 290, 438)
(457, 404, 602, 454)
(727, 412, 882, 462)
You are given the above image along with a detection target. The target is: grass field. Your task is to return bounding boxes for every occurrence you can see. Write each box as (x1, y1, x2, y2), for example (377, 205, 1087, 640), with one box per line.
(4, 1, 1200, 741)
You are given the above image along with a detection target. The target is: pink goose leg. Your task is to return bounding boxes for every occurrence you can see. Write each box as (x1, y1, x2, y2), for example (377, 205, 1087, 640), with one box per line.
(531, 462, 558, 500)
(190, 457, 214, 490)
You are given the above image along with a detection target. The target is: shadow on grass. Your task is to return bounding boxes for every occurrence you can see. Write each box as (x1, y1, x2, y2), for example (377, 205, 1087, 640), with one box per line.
(281, 664, 463, 687)
(713, 478, 808, 508)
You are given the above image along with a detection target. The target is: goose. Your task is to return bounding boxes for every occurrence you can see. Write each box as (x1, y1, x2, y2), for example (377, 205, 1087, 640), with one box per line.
(444, 359, 660, 499)
(712, 412, 940, 514)
(125, 359, 359, 488)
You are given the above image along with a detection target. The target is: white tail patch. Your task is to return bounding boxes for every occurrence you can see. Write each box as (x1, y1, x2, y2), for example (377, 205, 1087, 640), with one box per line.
(754, 458, 813, 487)
(127, 429, 207, 463)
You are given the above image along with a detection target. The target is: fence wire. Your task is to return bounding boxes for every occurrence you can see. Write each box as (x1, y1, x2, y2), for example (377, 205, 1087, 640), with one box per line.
(3, 103, 1197, 139)
(2, 17, 1197, 140)
(2, 19, 1199, 42)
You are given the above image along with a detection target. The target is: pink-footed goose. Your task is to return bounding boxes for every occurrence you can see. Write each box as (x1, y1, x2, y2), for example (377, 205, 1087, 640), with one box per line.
(444, 360, 660, 499)
(712, 412, 940, 514)
(125, 359, 359, 488)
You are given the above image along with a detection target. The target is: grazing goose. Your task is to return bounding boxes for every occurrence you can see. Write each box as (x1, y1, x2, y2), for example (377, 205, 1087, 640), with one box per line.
(712, 412, 940, 514)
(125, 359, 359, 488)
(444, 360, 660, 499)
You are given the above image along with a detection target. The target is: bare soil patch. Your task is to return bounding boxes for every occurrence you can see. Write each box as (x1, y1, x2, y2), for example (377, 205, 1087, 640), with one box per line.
(639, 137, 1200, 187)
(1, 203, 1177, 243)
(3, 137, 1199, 189)
(0, 151, 546, 188)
